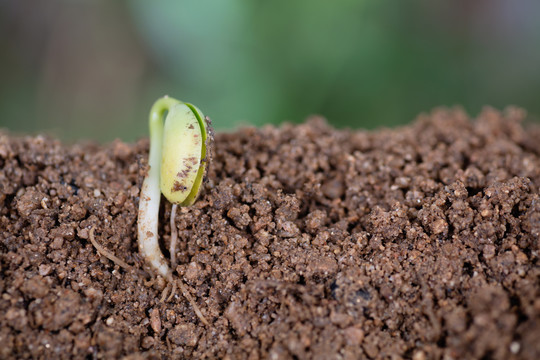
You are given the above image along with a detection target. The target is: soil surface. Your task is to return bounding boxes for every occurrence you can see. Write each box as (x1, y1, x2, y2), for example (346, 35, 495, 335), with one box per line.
(0, 107, 539, 359)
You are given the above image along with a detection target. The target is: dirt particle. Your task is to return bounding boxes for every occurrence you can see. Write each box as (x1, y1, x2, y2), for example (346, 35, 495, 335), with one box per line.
(5, 308, 28, 331)
(21, 276, 49, 298)
(305, 209, 328, 232)
(168, 323, 199, 347)
(141, 336, 154, 349)
(38, 264, 52, 276)
(50, 237, 64, 250)
(431, 218, 448, 235)
(483, 244, 496, 260)
(344, 327, 364, 346)
(83, 287, 103, 302)
(306, 255, 338, 277)
(150, 308, 161, 334)
(44, 289, 81, 331)
(16, 189, 45, 217)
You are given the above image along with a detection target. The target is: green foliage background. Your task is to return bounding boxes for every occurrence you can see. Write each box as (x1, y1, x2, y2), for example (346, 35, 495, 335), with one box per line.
(1, 0, 539, 142)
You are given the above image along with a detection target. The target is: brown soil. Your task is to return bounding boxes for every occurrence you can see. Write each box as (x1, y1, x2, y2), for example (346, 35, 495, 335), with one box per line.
(1, 107, 539, 360)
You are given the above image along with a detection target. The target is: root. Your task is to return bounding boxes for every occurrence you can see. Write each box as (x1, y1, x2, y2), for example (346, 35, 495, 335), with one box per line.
(166, 280, 177, 303)
(159, 282, 170, 303)
(170, 204, 178, 272)
(89, 227, 133, 271)
(158, 274, 209, 326)
(175, 276, 209, 326)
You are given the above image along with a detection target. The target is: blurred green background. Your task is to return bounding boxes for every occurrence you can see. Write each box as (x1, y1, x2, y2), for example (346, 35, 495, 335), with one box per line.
(1, 0, 539, 142)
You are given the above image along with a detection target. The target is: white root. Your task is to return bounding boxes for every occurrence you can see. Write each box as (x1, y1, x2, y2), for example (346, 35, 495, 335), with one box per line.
(89, 227, 133, 271)
(175, 278, 209, 326)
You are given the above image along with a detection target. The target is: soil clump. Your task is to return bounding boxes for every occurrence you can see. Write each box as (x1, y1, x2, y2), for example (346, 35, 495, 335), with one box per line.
(0, 107, 539, 359)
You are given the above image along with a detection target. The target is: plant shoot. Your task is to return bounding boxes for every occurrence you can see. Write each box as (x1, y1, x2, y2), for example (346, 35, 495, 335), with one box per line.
(137, 96, 210, 280)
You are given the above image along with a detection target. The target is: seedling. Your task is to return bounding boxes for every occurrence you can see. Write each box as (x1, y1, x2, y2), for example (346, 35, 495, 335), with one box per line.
(137, 96, 211, 323)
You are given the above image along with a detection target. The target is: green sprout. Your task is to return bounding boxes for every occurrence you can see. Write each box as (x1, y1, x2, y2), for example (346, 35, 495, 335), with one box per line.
(137, 95, 210, 282)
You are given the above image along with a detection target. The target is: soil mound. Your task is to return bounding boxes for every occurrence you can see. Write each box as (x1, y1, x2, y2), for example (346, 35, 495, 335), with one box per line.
(1, 107, 539, 359)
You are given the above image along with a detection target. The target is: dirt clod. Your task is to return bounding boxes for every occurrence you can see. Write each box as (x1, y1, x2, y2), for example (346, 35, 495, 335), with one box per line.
(1, 107, 539, 359)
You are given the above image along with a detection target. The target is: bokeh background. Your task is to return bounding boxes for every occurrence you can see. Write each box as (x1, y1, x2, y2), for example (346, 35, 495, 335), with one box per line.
(1, 0, 539, 142)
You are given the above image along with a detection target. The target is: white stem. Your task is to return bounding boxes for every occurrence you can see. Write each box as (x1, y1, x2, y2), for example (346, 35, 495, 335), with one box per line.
(138, 174, 171, 279)
(170, 203, 178, 272)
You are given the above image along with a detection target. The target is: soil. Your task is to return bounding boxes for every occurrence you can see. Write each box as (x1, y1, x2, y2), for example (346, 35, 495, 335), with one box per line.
(0, 107, 539, 360)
